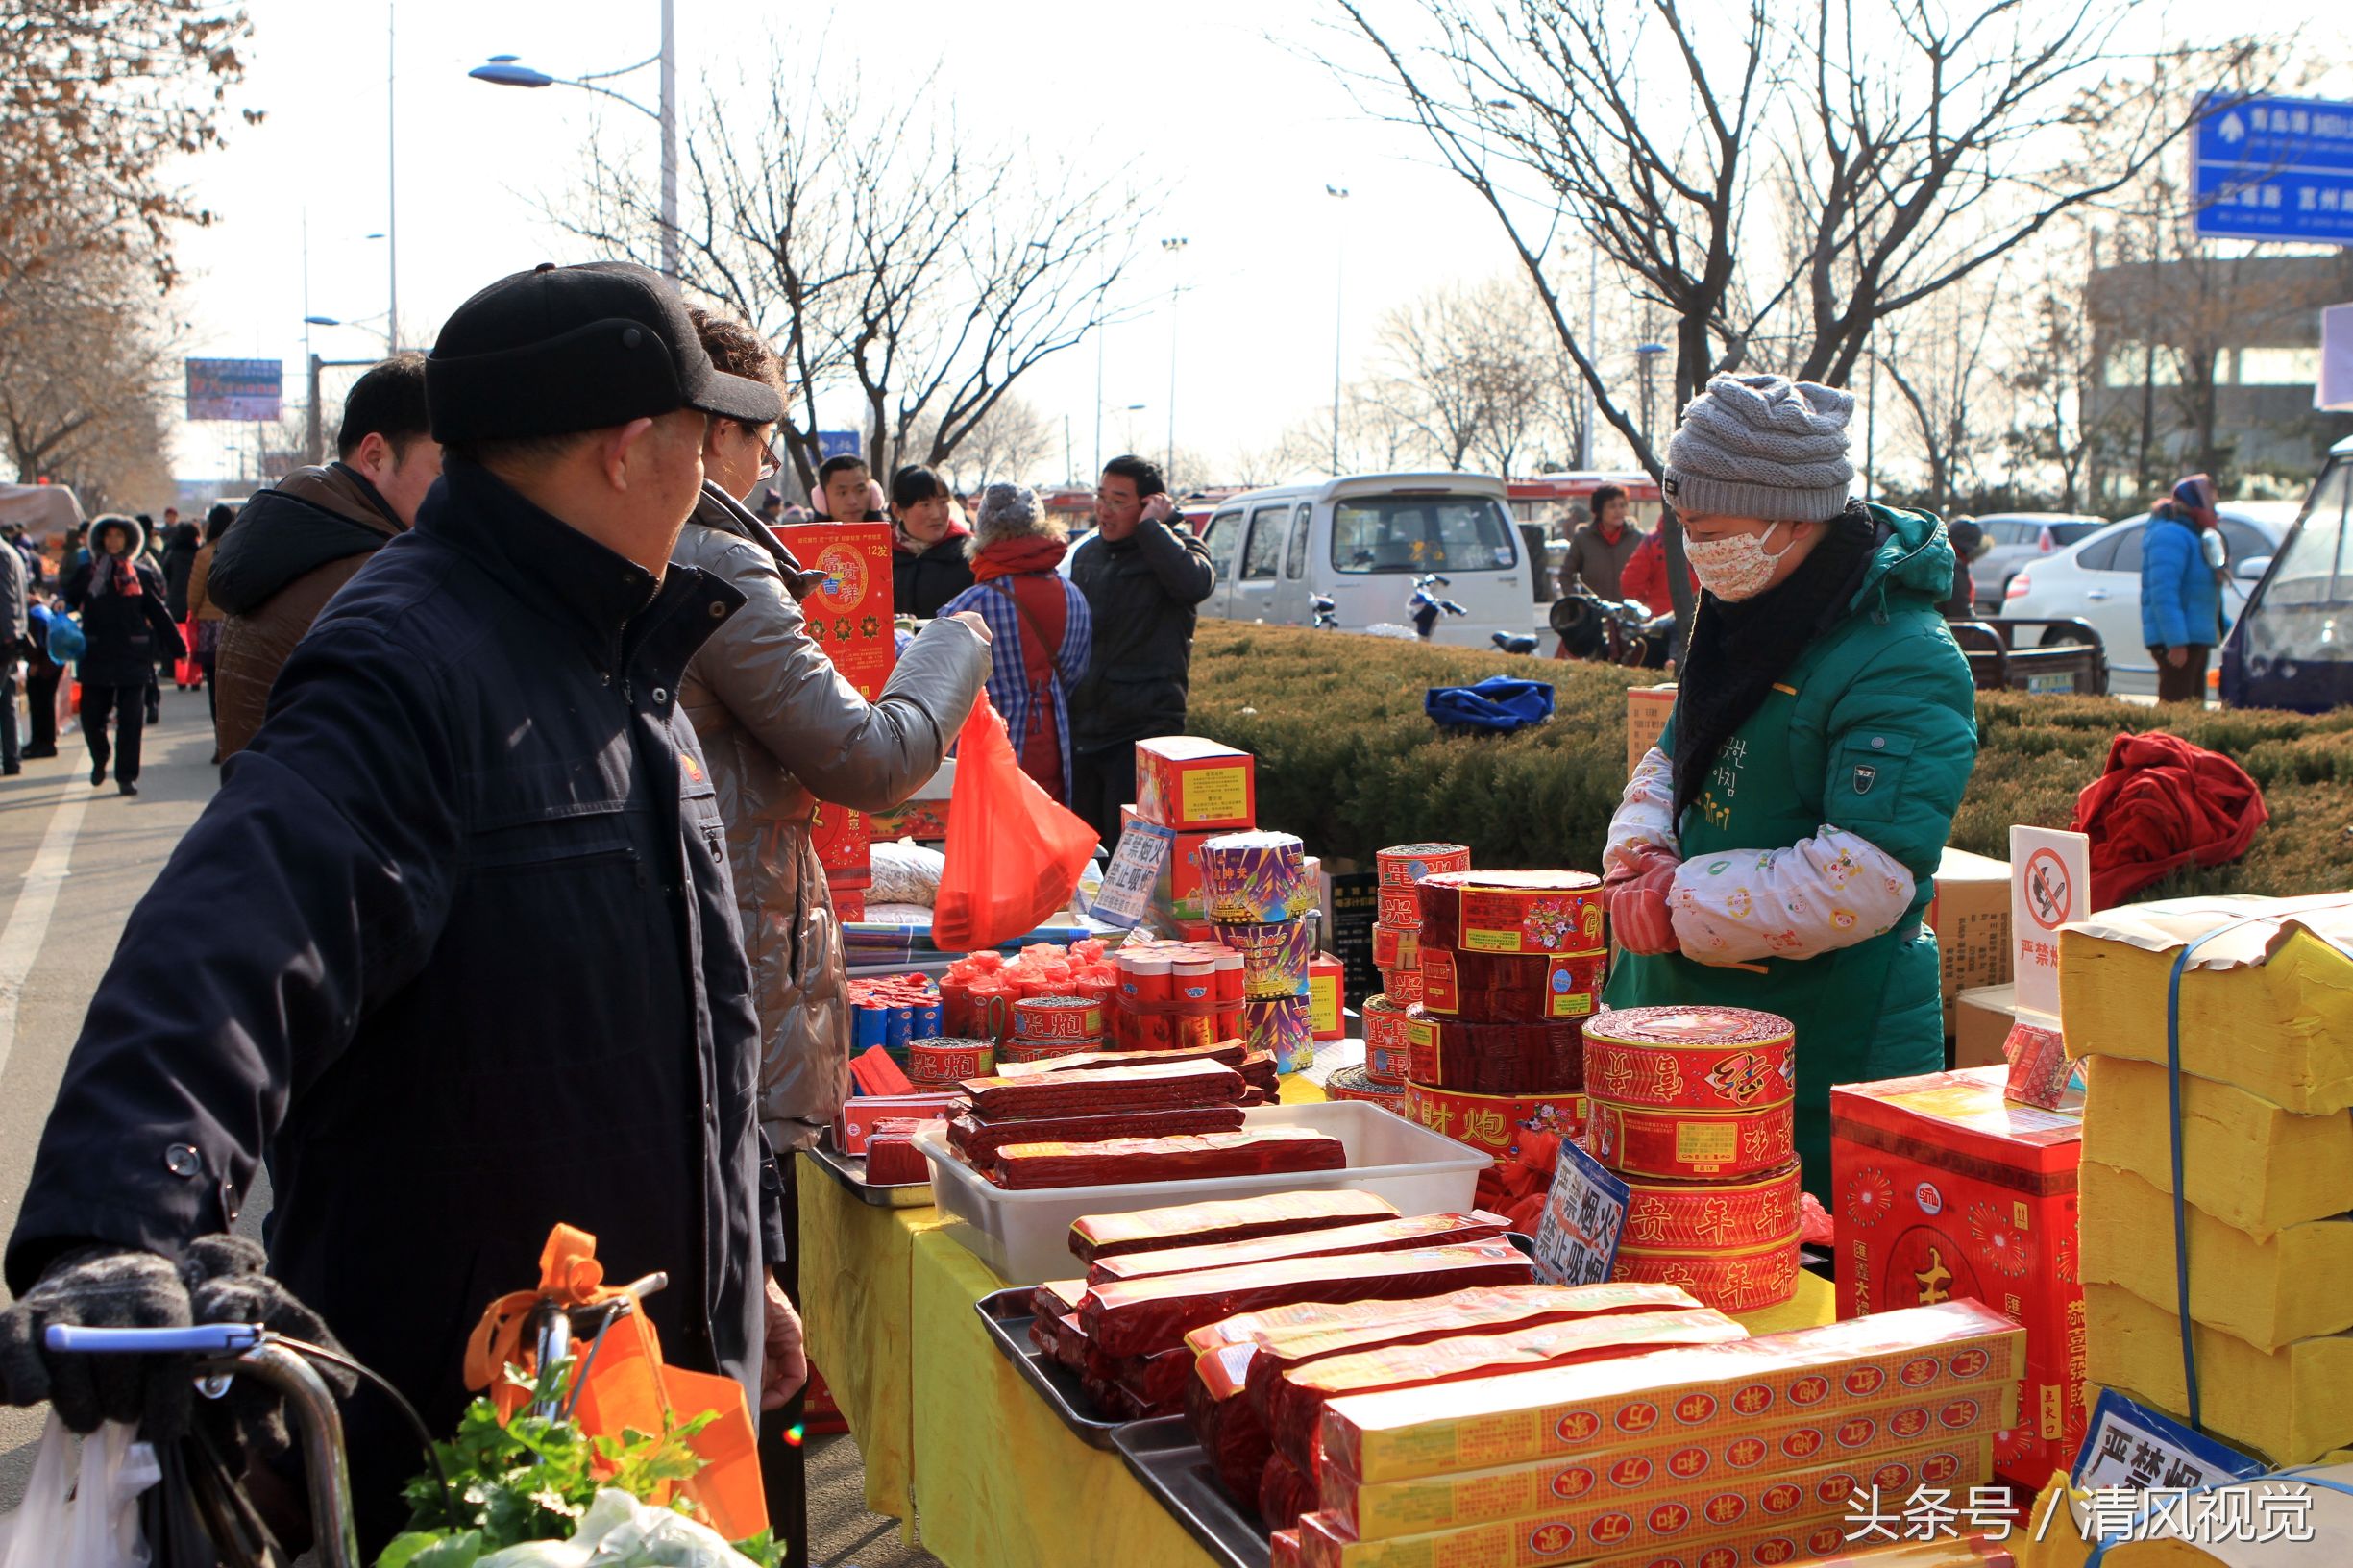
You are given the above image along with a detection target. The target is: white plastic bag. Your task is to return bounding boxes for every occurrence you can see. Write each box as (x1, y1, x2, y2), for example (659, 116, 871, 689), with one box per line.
(0, 1416, 159, 1568)
(473, 1488, 757, 1568)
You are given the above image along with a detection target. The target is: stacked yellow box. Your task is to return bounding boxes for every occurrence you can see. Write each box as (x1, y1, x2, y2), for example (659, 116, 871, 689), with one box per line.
(2058, 894, 2353, 1467)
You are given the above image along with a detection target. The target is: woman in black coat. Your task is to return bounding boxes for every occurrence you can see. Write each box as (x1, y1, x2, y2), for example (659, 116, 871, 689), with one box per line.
(889, 465, 977, 618)
(62, 515, 185, 795)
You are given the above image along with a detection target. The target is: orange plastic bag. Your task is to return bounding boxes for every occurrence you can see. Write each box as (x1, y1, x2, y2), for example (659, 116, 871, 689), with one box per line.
(932, 690, 1097, 952)
(464, 1225, 767, 1543)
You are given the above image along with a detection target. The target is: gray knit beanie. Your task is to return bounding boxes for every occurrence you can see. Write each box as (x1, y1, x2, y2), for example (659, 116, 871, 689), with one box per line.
(1663, 373, 1855, 523)
(969, 481, 1060, 550)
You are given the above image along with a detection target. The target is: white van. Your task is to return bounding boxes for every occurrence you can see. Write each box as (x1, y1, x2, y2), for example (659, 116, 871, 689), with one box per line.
(1195, 473, 1531, 649)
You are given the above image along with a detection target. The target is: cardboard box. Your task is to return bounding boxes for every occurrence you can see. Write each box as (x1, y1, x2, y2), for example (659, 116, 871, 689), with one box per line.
(2084, 1283, 2353, 1464)
(2058, 896, 2353, 1115)
(2078, 1055, 2353, 1236)
(1134, 736, 1256, 832)
(832, 1091, 957, 1155)
(1928, 849, 2013, 1032)
(1626, 684, 1677, 775)
(1319, 1300, 2022, 1485)
(1952, 984, 2021, 1070)
(811, 799, 872, 883)
(1325, 1376, 2014, 1541)
(2078, 1159, 2353, 1353)
(774, 521, 896, 698)
(1830, 1066, 2084, 1488)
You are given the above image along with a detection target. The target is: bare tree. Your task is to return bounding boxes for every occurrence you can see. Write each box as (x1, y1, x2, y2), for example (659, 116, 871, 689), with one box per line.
(1323, 0, 2270, 633)
(563, 51, 1146, 491)
(2000, 230, 2127, 512)
(1875, 280, 2000, 514)
(1369, 273, 1560, 476)
(913, 394, 1058, 493)
(0, 245, 178, 509)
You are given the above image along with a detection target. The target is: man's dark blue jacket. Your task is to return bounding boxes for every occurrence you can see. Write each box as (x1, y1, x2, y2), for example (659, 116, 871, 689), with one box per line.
(6, 457, 776, 1546)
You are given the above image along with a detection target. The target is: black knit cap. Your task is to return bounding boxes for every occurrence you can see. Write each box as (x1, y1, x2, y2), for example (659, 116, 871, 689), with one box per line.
(425, 260, 781, 443)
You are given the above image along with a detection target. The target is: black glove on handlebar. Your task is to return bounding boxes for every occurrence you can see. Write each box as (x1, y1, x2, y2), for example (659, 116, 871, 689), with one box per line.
(0, 1245, 194, 1437)
(181, 1235, 357, 1462)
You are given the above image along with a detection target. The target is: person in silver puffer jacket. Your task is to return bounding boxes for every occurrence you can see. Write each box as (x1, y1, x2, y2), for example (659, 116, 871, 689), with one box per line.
(676, 309, 990, 1151)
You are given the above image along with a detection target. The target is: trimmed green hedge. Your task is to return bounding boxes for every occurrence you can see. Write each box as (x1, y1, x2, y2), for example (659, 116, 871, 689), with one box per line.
(1184, 621, 2353, 898)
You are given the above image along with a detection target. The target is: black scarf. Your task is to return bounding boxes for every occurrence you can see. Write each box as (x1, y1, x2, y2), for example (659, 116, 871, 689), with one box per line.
(1670, 504, 1879, 830)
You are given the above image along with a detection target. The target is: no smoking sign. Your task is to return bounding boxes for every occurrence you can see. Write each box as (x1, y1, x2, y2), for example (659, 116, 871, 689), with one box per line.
(2009, 827, 2090, 1017)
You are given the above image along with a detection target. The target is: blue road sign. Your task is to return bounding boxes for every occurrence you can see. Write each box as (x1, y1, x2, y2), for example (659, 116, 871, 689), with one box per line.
(184, 358, 284, 422)
(2194, 93, 2353, 245)
(815, 429, 861, 460)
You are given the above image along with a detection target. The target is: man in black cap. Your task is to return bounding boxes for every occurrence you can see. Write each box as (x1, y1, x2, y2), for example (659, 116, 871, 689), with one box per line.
(1, 261, 802, 1553)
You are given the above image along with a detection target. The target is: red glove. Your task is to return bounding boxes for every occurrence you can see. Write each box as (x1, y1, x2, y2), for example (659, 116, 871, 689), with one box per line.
(1606, 852, 1681, 956)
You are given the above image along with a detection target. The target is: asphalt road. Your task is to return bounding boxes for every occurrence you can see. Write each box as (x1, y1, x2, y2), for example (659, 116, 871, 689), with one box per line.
(0, 686, 935, 1565)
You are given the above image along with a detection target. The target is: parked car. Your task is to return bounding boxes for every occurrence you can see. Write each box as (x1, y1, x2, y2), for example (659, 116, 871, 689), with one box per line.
(1964, 513, 2110, 611)
(1195, 473, 1532, 648)
(2220, 439, 2353, 712)
(1999, 506, 2288, 697)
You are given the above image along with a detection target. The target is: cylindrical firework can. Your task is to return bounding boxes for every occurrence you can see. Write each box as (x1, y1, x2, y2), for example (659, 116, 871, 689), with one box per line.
(1377, 842, 1472, 888)
(1416, 870, 1606, 954)
(1580, 1006, 1796, 1113)
(1419, 946, 1607, 1023)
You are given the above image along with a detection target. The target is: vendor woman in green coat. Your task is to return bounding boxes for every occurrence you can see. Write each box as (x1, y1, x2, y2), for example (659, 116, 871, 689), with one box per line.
(1602, 373, 1978, 1199)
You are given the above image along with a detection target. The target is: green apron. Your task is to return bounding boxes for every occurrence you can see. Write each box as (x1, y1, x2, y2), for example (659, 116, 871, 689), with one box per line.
(1603, 641, 1947, 1200)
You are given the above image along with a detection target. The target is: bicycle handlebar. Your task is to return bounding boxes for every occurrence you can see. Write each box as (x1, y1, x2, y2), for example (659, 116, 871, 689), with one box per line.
(45, 1323, 263, 1355)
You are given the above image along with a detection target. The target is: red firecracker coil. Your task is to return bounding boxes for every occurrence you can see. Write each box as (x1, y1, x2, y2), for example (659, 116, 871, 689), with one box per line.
(1377, 884, 1425, 930)
(1376, 842, 1473, 888)
(1415, 870, 1606, 955)
(1364, 1042, 1414, 1087)
(1015, 994, 1108, 1042)
(1621, 1162, 1804, 1253)
(906, 1037, 995, 1085)
(1324, 1064, 1409, 1105)
(1404, 1079, 1588, 1162)
(1585, 1097, 1796, 1182)
(1360, 995, 1415, 1052)
(1612, 1228, 1804, 1313)
(1370, 921, 1422, 972)
(1580, 1006, 1797, 1114)
(1420, 947, 1608, 1023)
(1381, 965, 1425, 1005)
(998, 1038, 1103, 1065)
(1405, 1014, 1586, 1097)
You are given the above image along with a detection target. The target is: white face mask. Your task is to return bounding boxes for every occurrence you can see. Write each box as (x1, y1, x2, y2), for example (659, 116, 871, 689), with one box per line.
(1684, 523, 1795, 601)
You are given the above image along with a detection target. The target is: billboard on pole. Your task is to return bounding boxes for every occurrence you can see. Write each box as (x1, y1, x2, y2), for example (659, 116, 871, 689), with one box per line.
(2194, 93, 2353, 246)
(185, 358, 284, 422)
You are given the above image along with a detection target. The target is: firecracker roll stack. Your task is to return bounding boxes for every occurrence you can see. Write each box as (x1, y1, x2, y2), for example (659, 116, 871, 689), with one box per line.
(1581, 1005, 1802, 1312)
(1201, 830, 1319, 1072)
(1371, 843, 1467, 1007)
(1401, 870, 1605, 1166)
(1112, 939, 1247, 1059)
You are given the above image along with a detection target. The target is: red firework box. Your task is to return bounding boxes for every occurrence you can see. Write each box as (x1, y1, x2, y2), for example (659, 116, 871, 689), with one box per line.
(1613, 1162, 1804, 1314)
(1406, 1080, 1588, 1161)
(1417, 871, 1606, 955)
(833, 1091, 958, 1155)
(1317, 1299, 2023, 1486)
(1371, 922, 1422, 972)
(1580, 1008, 1797, 1114)
(1586, 1099, 1797, 1182)
(1361, 995, 1415, 1086)
(1309, 954, 1346, 1041)
(777, 521, 895, 879)
(1613, 1231, 1802, 1314)
(1322, 1376, 2012, 1541)
(1298, 1436, 1997, 1567)
(1828, 1064, 2086, 1490)
(809, 798, 873, 887)
(1422, 948, 1608, 1024)
(1014, 993, 1106, 1043)
(1134, 736, 1257, 833)
(1405, 1014, 1586, 1097)
(1325, 1066, 1408, 1107)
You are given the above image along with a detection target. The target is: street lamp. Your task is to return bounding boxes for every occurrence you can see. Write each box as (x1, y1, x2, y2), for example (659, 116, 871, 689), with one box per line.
(469, 0, 679, 278)
(1161, 237, 1189, 482)
(1634, 342, 1669, 459)
(1326, 185, 1350, 477)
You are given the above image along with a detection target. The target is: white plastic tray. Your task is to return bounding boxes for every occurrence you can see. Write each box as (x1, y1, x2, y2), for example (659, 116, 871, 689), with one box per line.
(910, 1100, 1492, 1286)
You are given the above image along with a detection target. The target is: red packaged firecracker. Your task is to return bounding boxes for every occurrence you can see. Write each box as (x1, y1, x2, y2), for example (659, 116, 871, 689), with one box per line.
(1134, 736, 1258, 832)
(960, 1057, 1243, 1119)
(1405, 1080, 1588, 1164)
(1262, 1451, 1322, 1537)
(1584, 1097, 1796, 1182)
(1370, 922, 1422, 972)
(1090, 1213, 1509, 1286)
(1380, 965, 1424, 1005)
(1612, 1228, 1803, 1312)
(1082, 1243, 1537, 1358)
(991, 1126, 1344, 1190)
(1072, 1188, 1398, 1264)
(1014, 994, 1107, 1042)
(861, 1120, 930, 1186)
(995, 1038, 1250, 1078)
(1621, 1162, 1804, 1253)
(1405, 1013, 1586, 1096)
(1830, 1064, 2084, 1489)
(906, 1037, 994, 1086)
(1376, 843, 1472, 888)
(1420, 947, 1608, 1024)
(1580, 1006, 1797, 1113)
(1323, 1066, 1408, 1108)
(1377, 884, 1425, 929)
(948, 1106, 1246, 1165)
(1416, 870, 1605, 955)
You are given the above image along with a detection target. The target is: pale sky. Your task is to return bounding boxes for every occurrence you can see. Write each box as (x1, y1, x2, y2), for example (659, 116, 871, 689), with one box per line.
(162, 0, 2346, 482)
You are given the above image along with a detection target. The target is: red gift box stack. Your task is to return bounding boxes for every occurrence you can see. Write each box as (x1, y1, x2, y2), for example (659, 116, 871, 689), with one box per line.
(1580, 1005, 1804, 1313)
(775, 521, 895, 917)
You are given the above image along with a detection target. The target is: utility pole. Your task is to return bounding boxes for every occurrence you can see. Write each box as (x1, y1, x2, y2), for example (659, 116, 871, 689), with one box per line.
(1579, 247, 1597, 469)
(658, 0, 678, 277)
(387, 0, 399, 352)
(1162, 236, 1189, 483)
(1327, 185, 1350, 476)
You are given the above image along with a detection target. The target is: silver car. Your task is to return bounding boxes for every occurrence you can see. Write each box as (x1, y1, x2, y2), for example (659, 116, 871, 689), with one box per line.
(1964, 512, 2110, 611)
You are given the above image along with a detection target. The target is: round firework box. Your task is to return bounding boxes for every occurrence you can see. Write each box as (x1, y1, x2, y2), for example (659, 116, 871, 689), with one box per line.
(1376, 883, 1425, 929)
(1415, 870, 1606, 955)
(1376, 842, 1472, 888)
(1325, 1064, 1409, 1108)
(1200, 831, 1308, 924)
(1370, 921, 1422, 973)
(1213, 919, 1316, 1001)
(1580, 1006, 1797, 1113)
(1245, 994, 1314, 1071)
(1612, 1229, 1803, 1312)
(1404, 1079, 1588, 1162)
(1014, 994, 1107, 1043)
(1404, 1014, 1586, 1096)
(905, 1036, 995, 1086)
(1583, 1097, 1796, 1181)
(1419, 946, 1607, 1023)
(1360, 994, 1416, 1086)
(1621, 1161, 1804, 1252)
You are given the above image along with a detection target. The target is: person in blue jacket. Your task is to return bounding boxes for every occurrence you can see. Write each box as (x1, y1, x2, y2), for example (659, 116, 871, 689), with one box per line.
(2140, 473, 2223, 704)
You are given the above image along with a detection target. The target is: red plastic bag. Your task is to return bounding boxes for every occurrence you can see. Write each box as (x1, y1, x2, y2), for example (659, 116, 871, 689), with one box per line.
(931, 691, 1098, 952)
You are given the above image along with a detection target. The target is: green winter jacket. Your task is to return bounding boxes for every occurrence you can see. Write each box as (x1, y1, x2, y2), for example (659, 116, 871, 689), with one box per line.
(1604, 504, 1980, 1198)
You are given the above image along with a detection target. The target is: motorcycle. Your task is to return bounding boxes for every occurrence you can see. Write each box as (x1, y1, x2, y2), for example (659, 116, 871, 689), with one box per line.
(1407, 574, 1468, 642)
(1549, 588, 1673, 668)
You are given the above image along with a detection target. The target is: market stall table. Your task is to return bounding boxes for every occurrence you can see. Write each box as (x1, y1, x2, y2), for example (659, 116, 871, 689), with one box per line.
(797, 1072, 1834, 1567)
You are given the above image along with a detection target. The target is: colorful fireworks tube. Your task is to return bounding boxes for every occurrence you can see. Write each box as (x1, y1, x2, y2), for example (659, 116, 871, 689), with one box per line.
(1247, 994, 1316, 1072)
(1418, 947, 1607, 1024)
(1376, 842, 1473, 888)
(1405, 1014, 1586, 1097)
(1201, 830, 1309, 925)
(1580, 1005, 1796, 1113)
(1414, 870, 1606, 955)
(1612, 1227, 1804, 1312)
(1215, 918, 1317, 1000)
(1584, 1096, 1797, 1181)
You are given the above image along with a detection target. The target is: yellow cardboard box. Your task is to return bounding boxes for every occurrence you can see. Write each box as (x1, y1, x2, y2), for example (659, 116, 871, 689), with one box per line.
(2059, 896, 2353, 1115)
(2084, 1283, 2353, 1465)
(2078, 1159, 2353, 1353)
(2079, 1055, 2353, 1237)
(1929, 848, 2012, 1033)
(1952, 982, 2019, 1069)
(1625, 683, 1676, 776)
